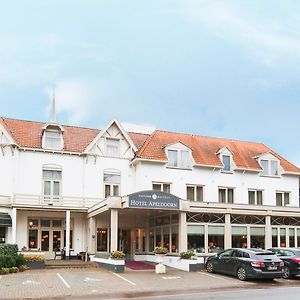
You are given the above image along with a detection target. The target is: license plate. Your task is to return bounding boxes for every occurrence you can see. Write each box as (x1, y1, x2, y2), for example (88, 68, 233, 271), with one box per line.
(267, 266, 277, 270)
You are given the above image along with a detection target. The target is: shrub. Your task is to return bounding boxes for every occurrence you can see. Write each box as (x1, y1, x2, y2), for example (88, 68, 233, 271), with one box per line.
(153, 246, 168, 255)
(95, 252, 110, 259)
(9, 267, 19, 273)
(15, 254, 26, 267)
(180, 251, 194, 259)
(0, 268, 10, 275)
(110, 251, 125, 259)
(0, 244, 18, 256)
(18, 265, 29, 272)
(0, 254, 16, 268)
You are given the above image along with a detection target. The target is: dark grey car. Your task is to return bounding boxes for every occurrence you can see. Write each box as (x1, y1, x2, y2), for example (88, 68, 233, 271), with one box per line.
(268, 248, 300, 279)
(206, 248, 284, 281)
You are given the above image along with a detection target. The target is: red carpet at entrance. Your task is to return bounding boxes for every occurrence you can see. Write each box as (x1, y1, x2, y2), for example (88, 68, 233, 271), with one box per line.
(125, 261, 155, 270)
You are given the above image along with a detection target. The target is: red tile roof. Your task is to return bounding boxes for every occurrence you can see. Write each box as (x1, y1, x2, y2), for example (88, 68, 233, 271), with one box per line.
(1, 117, 299, 173)
(136, 130, 300, 174)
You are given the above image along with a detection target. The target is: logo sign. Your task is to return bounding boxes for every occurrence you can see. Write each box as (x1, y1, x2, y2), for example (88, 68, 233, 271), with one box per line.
(128, 190, 180, 210)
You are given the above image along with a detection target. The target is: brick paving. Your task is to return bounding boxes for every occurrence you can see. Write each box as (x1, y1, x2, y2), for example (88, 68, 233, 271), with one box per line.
(0, 267, 299, 299)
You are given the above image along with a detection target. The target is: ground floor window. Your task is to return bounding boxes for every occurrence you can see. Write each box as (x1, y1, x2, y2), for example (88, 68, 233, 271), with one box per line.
(280, 228, 286, 247)
(232, 226, 247, 248)
(187, 225, 204, 253)
(29, 229, 38, 249)
(97, 228, 108, 252)
(298, 229, 300, 247)
(208, 226, 224, 252)
(0, 227, 6, 244)
(250, 227, 265, 249)
(272, 228, 278, 247)
(289, 228, 295, 247)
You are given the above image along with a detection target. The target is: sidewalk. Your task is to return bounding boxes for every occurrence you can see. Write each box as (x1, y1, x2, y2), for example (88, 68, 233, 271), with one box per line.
(0, 267, 297, 299)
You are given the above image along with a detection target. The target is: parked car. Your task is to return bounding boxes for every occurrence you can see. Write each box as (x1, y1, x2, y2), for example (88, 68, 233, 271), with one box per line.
(267, 248, 300, 279)
(206, 248, 284, 281)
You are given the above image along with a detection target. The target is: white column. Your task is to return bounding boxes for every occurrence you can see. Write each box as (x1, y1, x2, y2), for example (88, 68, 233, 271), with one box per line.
(265, 215, 272, 248)
(179, 212, 187, 253)
(110, 209, 118, 252)
(11, 207, 17, 244)
(88, 217, 96, 253)
(65, 210, 70, 259)
(224, 213, 231, 249)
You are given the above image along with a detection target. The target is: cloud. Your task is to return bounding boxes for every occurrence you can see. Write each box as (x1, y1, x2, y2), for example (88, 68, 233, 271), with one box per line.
(121, 122, 155, 134)
(181, 0, 300, 68)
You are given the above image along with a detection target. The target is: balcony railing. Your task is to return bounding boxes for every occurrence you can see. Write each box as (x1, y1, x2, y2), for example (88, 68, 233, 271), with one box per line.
(0, 193, 103, 209)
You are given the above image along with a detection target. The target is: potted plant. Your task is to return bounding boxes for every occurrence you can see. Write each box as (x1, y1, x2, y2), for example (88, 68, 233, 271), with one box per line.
(110, 250, 125, 260)
(153, 246, 168, 255)
(179, 251, 194, 260)
(153, 247, 168, 274)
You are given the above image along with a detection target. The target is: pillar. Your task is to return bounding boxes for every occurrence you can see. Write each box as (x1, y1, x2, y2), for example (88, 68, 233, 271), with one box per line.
(11, 207, 17, 244)
(65, 210, 70, 259)
(224, 213, 231, 249)
(88, 217, 96, 254)
(179, 212, 187, 253)
(265, 215, 272, 248)
(110, 209, 118, 252)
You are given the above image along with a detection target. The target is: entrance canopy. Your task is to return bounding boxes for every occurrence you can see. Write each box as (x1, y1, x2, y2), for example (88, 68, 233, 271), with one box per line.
(0, 213, 12, 227)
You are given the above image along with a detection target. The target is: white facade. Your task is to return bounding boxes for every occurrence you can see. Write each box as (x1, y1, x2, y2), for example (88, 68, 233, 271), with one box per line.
(1, 116, 300, 259)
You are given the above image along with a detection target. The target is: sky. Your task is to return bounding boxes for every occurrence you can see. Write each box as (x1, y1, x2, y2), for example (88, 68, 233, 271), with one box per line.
(1, 0, 300, 165)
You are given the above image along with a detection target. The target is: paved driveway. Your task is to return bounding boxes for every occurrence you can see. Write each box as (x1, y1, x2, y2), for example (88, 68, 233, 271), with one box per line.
(0, 268, 299, 299)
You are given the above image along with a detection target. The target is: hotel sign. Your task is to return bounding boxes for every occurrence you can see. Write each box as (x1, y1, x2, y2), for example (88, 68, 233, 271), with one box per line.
(128, 191, 180, 210)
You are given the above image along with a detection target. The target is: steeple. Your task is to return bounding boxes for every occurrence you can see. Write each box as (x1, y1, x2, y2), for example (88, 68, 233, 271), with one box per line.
(50, 88, 57, 124)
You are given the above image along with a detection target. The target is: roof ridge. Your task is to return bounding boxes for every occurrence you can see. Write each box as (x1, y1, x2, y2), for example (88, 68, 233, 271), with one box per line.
(155, 129, 266, 146)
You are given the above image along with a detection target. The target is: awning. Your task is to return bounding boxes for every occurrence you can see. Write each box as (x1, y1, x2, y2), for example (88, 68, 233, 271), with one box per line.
(0, 213, 12, 227)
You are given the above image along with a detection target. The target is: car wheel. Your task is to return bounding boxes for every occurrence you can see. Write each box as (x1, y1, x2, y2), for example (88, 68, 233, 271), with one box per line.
(282, 267, 292, 279)
(206, 261, 214, 273)
(237, 267, 247, 281)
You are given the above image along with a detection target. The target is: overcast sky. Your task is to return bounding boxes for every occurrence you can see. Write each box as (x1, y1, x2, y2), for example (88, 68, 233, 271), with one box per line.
(1, 0, 300, 165)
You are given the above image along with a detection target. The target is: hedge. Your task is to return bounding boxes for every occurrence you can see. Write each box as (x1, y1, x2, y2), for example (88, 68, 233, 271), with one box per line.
(0, 244, 18, 256)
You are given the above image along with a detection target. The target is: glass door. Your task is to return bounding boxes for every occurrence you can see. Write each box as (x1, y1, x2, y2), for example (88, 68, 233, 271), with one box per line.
(52, 230, 61, 252)
(41, 231, 50, 251)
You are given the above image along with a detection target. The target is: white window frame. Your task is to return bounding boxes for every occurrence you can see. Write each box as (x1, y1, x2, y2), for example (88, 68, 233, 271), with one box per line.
(218, 187, 234, 204)
(186, 185, 204, 202)
(167, 149, 191, 169)
(105, 138, 120, 157)
(259, 159, 280, 177)
(42, 168, 62, 203)
(103, 171, 121, 198)
(152, 182, 171, 193)
(221, 154, 233, 173)
(276, 191, 290, 206)
(42, 129, 64, 150)
(248, 189, 263, 205)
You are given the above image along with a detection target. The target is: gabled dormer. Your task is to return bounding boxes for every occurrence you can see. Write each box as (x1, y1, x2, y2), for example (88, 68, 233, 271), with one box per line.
(84, 119, 137, 159)
(164, 141, 193, 169)
(257, 152, 281, 177)
(42, 92, 64, 151)
(216, 147, 235, 173)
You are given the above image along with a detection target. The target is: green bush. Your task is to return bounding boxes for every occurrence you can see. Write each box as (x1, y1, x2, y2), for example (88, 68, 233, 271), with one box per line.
(0, 254, 24, 268)
(0, 268, 10, 275)
(110, 250, 125, 259)
(179, 251, 194, 259)
(9, 267, 19, 273)
(18, 265, 29, 272)
(15, 254, 25, 267)
(0, 244, 18, 256)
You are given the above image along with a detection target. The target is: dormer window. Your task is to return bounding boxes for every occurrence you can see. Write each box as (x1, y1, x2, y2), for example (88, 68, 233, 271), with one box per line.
(260, 159, 279, 176)
(167, 149, 190, 169)
(222, 155, 231, 172)
(42, 125, 64, 150)
(106, 138, 120, 157)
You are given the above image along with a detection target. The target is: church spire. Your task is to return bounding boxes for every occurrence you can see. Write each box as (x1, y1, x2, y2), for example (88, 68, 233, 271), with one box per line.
(50, 88, 57, 124)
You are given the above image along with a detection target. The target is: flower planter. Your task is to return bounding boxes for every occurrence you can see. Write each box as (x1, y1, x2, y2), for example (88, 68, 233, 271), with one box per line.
(26, 261, 45, 269)
(91, 257, 124, 273)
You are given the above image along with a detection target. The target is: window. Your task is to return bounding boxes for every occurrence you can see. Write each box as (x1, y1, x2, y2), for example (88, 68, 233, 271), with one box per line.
(232, 226, 247, 248)
(250, 227, 265, 249)
(248, 190, 263, 205)
(43, 169, 62, 202)
(276, 191, 290, 206)
(187, 185, 203, 202)
(222, 155, 231, 172)
(260, 159, 279, 176)
(167, 149, 190, 169)
(104, 171, 120, 198)
(44, 131, 62, 149)
(187, 225, 204, 253)
(218, 187, 234, 203)
(106, 138, 120, 157)
(152, 182, 171, 193)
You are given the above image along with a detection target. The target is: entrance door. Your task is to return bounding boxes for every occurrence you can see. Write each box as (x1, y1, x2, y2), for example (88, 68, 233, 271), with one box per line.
(52, 230, 62, 252)
(118, 229, 131, 256)
(41, 231, 50, 252)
